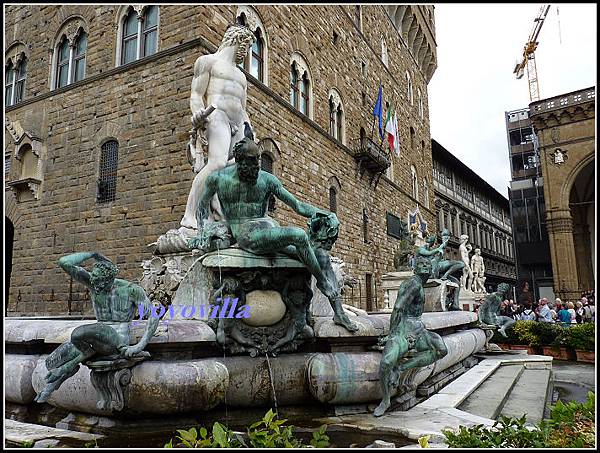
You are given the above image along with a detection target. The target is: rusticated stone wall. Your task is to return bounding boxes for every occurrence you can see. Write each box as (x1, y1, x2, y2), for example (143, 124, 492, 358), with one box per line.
(5, 5, 437, 315)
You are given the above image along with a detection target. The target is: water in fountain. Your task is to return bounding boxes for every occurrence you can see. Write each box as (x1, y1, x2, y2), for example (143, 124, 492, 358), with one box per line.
(264, 353, 279, 416)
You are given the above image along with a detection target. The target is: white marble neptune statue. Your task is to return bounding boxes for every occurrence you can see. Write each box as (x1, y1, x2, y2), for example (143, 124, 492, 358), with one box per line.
(179, 23, 256, 230)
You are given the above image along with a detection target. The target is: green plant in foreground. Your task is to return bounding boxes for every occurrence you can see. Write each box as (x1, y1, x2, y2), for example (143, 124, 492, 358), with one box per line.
(165, 409, 329, 448)
(442, 392, 595, 448)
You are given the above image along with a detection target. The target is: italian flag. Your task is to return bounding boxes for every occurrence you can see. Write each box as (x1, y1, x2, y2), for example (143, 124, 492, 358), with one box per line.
(385, 104, 400, 156)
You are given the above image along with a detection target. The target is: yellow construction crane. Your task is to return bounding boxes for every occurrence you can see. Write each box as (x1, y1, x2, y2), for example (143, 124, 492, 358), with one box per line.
(513, 5, 551, 102)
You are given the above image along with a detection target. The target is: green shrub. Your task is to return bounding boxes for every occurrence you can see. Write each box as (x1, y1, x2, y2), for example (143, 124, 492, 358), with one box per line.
(566, 323, 595, 351)
(512, 320, 539, 346)
(530, 322, 561, 346)
(442, 415, 547, 448)
(491, 322, 520, 344)
(164, 409, 329, 448)
(442, 392, 595, 448)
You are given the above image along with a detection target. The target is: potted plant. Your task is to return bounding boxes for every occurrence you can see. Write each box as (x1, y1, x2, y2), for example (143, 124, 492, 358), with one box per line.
(568, 323, 595, 363)
(542, 324, 576, 361)
(512, 321, 541, 355)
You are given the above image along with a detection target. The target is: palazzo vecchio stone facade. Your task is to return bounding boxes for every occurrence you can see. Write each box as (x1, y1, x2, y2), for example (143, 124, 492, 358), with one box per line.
(5, 5, 437, 315)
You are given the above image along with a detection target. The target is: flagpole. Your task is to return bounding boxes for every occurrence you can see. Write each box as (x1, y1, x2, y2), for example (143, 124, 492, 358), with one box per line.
(369, 80, 381, 143)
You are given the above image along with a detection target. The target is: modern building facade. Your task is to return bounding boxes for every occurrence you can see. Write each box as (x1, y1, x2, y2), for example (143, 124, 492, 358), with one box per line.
(431, 139, 517, 295)
(529, 87, 595, 301)
(5, 5, 438, 315)
(505, 107, 554, 302)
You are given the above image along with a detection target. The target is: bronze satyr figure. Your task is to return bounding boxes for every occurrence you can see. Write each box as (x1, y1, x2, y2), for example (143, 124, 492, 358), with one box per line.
(34, 252, 159, 403)
(374, 256, 448, 417)
(478, 283, 516, 337)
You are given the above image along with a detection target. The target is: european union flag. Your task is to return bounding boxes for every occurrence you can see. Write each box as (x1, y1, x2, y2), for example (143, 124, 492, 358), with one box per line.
(372, 84, 384, 139)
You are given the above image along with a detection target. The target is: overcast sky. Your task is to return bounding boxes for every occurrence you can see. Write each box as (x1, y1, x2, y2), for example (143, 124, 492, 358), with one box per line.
(428, 3, 597, 197)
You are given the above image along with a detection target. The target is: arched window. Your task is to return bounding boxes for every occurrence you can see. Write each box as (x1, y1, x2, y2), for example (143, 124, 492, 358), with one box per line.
(329, 96, 335, 136)
(73, 32, 87, 83)
(122, 9, 139, 64)
(290, 52, 313, 118)
(119, 6, 159, 65)
(418, 88, 424, 119)
(53, 25, 87, 90)
(328, 89, 345, 143)
(300, 72, 310, 115)
(142, 6, 159, 57)
(250, 28, 264, 80)
(97, 140, 119, 203)
(56, 37, 70, 88)
(290, 63, 299, 108)
(5, 61, 15, 105)
(5, 54, 28, 106)
(336, 105, 343, 141)
(411, 165, 418, 200)
(236, 6, 268, 84)
(410, 127, 415, 151)
(423, 178, 430, 208)
(329, 186, 338, 213)
(381, 39, 389, 67)
(406, 71, 413, 105)
(260, 153, 275, 212)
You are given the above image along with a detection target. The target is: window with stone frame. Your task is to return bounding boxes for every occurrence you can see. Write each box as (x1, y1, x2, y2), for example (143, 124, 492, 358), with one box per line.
(411, 165, 418, 200)
(54, 30, 87, 89)
(119, 6, 159, 65)
(290, 63, 299, 108)
(236, 7, 268, 84)
(97, 140, 119, 203)
(423, 178, 430, 208)
(260, 153, 276, 212)
(328, 89, 345, 143)
(418, 88, 424, 119)
(289, 53, 312, 119)
(329, 186, 338, 213)
(5, 56, 27, 106)
(363, 208, 369, 243)
(300, 72, 310, 115)
(406, 71, 413, 105)
(5, 153, 12, 180)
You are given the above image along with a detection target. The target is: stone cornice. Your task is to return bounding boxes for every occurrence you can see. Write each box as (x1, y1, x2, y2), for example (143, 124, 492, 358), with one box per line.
(530, 101, 595, 130)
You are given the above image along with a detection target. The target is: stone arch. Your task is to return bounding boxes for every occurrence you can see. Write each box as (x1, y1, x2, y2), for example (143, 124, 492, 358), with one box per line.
(48, 5, 95, 34)
(328, 176, 341, 214)
(560, 151, 595, 210)
(5, 41, 28, 67)
(258, 137, 281, 175)
(4, 192, 23, 229)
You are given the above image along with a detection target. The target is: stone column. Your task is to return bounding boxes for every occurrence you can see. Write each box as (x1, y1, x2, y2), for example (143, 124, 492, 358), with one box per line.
(546, 208, 580, 300)
(572, 215, 594, 292)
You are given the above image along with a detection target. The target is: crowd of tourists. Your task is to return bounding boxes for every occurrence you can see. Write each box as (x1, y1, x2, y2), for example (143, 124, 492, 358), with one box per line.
(497, 289, 595, 325)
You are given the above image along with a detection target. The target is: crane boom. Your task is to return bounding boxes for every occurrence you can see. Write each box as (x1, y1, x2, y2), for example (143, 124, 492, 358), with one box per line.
(513, 5, 551, 102)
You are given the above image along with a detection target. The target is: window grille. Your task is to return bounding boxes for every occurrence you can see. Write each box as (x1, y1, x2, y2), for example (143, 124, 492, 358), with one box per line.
(97, 140, 119, 203)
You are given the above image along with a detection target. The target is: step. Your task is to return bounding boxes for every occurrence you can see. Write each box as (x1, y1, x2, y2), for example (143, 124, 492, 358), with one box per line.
(457, 364, 524, 420)
(500, 365, 552, 425)
(4, 419, 103, 448)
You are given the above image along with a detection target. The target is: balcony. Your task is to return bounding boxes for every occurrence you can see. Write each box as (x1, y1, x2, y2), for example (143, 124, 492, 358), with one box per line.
(351, 137, 391, 186)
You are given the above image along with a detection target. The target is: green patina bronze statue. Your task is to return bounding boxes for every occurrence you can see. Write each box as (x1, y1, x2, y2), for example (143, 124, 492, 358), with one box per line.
(478, 282, 515, 337)
(415, 230, 464, 282)
(188, 131, 358, 333)
(374, 256, 448, 417)
(34, 252, 159, 403)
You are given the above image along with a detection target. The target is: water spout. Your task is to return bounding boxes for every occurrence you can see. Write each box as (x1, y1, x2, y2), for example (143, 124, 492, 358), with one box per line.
(264, 353, 278, 416)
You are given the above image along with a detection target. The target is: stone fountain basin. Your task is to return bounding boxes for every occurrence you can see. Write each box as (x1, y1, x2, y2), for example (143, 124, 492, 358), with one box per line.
(5, 312, 483, 416)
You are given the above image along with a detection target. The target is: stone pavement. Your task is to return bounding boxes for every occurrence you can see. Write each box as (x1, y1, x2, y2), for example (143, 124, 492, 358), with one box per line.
(4, 419, 103, 448)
